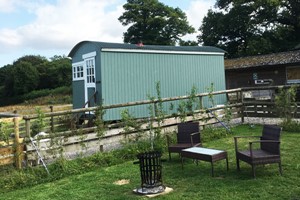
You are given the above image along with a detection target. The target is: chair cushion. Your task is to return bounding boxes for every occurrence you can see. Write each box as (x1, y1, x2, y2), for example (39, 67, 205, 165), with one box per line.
(237, 149, 280, 164)
(239, 150, 278, 158)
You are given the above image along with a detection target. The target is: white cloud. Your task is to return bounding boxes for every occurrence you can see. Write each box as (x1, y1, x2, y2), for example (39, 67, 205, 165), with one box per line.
(0, 0, 47, 13)
(184, 0, 215, 41)
(0, 0, 126, 54)
(0, 0, 17, 13)
(0, 0, 215, 66)
(0, 28, 22, 50)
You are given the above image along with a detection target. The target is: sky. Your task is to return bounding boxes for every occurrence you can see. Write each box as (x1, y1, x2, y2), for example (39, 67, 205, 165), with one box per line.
(0, 0, 216, 67)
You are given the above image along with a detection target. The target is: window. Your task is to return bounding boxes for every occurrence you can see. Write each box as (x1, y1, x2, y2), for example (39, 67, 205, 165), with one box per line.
(287, 66, 300, 84)
(72, 62, 84, 80)
(86, 58, 95, 83)
(82, 51, 96, 86)
(71, 51, 96, 83)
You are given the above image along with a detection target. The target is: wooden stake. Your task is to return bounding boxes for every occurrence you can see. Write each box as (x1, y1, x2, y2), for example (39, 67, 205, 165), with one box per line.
(50, 106, 54, 132)
(14, 117, 22, 169)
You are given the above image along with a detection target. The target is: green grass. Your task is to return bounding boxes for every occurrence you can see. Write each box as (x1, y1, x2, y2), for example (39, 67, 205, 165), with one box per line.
(1, 125, 300, 200)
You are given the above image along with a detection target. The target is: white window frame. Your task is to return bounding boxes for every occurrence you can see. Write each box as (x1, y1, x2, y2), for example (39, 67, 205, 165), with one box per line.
(72, 61, 84, 81)
(82, 51, 96, 88)
(85, 58, 96, 86)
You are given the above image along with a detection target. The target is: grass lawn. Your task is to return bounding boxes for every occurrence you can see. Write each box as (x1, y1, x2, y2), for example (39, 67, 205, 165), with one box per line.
(1, 125, 300, 200)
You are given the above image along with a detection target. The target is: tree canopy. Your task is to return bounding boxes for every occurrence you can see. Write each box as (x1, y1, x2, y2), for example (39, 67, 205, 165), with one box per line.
(118, 0, 195, 45)
(8, 61, 39, 96)
(198, 0, 300, 58)
(0, 55, 71, 97)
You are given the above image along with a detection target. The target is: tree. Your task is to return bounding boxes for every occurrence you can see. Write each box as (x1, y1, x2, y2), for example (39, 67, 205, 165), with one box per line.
(12, 55, 50, 90)
(198, 0, 300, 58)
(0, 64, 12, 86)
(1, 55, 72, 95)
(118, 0, 195, 45)
(13, 55, 48, 66)
(47, 56, 72, 88)
(179, 40, 199, 46)
(4, 61, 39, 96)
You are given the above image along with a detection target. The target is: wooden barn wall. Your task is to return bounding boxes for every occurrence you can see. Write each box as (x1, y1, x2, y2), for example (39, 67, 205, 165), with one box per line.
(101, 52, 226, 120)
(225, 66, 286, 89)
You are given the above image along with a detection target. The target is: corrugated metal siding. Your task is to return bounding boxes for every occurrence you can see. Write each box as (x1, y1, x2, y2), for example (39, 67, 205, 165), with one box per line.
(101, 52, 226, 120)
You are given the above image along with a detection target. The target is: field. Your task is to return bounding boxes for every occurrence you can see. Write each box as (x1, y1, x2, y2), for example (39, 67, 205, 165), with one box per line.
(0, 103, 72, 115)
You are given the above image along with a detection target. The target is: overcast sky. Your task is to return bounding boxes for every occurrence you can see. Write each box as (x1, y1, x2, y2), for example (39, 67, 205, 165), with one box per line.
(0, 0, 215, 67)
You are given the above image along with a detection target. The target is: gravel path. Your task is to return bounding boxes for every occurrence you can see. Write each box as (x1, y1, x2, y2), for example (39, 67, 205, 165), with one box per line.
(242, 117, 282, 125)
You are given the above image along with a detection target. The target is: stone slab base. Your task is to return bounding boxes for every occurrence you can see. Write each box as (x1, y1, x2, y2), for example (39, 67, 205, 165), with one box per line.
(133, 187, 173, 198)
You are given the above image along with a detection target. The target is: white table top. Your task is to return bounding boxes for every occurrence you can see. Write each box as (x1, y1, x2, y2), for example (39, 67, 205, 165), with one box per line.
(182, 147, 225, 155)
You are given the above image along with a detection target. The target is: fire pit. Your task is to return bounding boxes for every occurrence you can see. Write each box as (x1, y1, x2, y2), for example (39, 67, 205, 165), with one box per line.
(134, 151, 165, 194)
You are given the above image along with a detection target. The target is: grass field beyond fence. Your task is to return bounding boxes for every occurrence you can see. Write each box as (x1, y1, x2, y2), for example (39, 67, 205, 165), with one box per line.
(0, 125, 300, 200)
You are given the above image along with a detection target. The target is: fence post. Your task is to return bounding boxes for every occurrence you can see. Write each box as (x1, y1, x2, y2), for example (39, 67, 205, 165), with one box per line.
(241, 90, 245, 123)
(25, 119, 31, 138)
(153, 102, 157, 117)
(14, 117, 22, 169)
(241, 109, 245, 123)
(198, 96, 203, 109)
(238, 90, 243, 102)
(50, 106, 54, 132)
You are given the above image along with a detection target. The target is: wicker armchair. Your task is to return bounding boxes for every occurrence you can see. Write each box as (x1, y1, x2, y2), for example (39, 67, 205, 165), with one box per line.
(234, 125, 282, 178)
(167, 122, 202, 160)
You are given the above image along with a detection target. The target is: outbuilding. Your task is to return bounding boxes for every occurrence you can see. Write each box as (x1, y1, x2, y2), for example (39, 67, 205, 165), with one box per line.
(68, 41, 226, 120)
(225, 50, 300, 89)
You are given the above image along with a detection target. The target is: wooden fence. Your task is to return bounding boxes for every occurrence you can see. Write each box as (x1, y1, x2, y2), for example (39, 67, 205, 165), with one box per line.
(241, 85, 300, 119)
(0, 85, 298, 169)
(0, 117, 24, 168)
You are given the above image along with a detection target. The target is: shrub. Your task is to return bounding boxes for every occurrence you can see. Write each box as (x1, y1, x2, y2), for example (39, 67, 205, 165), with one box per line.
(31, 107, 46, 137)
(23, 86, 71, 101)
(275, 86, 297, 123)
(280, 120, 300, 132)
(201, 126, 228, 142)
(0, 121, 10, 145)
(274, 86, 300, 132)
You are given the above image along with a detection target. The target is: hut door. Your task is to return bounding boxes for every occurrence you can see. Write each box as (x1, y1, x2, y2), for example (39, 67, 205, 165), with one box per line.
(84, 57, 96, 108)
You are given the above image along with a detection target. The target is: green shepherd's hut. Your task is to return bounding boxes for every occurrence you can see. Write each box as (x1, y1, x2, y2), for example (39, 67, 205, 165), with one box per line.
(68, 41, 226, 120)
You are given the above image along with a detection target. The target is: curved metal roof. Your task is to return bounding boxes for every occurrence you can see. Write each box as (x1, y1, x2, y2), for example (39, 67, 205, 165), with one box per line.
(68, 40, 226, 57)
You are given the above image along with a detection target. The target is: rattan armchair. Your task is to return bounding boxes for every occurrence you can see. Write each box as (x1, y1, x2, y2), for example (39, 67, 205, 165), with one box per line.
(234, 125, 282, 178)
(167, 122, 202, 160)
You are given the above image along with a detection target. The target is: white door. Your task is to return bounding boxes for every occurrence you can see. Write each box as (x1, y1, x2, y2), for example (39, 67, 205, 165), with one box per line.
(84, 56, 96, 108)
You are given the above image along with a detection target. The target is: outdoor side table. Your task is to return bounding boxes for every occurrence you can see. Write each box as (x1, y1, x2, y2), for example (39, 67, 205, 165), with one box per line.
(181, 147, 229, 177)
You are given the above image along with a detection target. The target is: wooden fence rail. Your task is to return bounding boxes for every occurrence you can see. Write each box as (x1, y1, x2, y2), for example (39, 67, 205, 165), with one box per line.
(1, 85, 299, 169)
